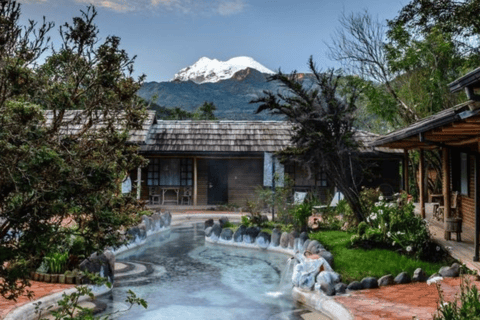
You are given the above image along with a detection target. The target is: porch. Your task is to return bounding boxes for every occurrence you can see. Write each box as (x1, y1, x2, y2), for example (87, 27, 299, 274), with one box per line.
(422, 203, 480, 273)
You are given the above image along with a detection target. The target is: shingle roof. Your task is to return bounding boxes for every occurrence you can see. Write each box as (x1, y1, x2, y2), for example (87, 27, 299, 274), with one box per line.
(449, 67, 480, 93)
(43, 110, 156, 144)
(141, 120, 293, 153)
(140, 120, 402, 155)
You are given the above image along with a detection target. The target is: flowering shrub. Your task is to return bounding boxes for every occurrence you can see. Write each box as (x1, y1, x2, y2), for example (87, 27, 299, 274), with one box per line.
(351, 193, 431, 259)
(433, 275, 480, 320)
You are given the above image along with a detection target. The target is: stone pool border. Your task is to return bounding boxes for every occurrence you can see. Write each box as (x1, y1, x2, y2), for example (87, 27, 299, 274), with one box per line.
(203, 219, 354, 320)
(4, 211, 173, 320)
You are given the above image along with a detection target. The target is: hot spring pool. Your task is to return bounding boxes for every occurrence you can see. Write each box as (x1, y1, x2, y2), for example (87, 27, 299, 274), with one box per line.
(97, 222, 316, 320)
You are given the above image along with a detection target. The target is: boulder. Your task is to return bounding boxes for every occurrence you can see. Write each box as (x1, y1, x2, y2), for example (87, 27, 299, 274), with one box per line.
(271, 228, 281, 247)
(428, 273, 442, 281)
(280, 232, 290, 248)
(288, 231, 299, 248)
(412, 268, 428, 282)
(294, 238, 303, 251)
(220, 228, 233, 241)
(79, 251, 115, 284)
(219, 216, 229, 228)
(292, 257, 330, 291)
(347, 281, 363, 291)
(335, 283, 348, 294)
(439, 263, 461, 278)
(204, 226, 213, 237)
(316, 271, 341, 286)
(361, 277, 378, 289)
(256, 232, 271, 249)
(142, 215, 152, 231)
(126, 226, 140, 241)
(138, 223, 147, 240)
(319, 250, 334, 268)
(302, 239, 311, 251)
(210, 223, 222, 238)
(320, 281, 336, 296)
(151, 213, 163, 229)
(160, 212, 172, 227)
(378, 274, 394, 287)
(244, 227, 260, 243)
(306, 240, 324, 254)
(234, 225, 246, 242)
(394, 272, 411, 284)
(204, 219, 214, 229)
(299, 232, 309, 243)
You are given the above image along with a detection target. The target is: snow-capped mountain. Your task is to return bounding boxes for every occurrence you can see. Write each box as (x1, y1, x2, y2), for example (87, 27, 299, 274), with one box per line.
(172, 56, 275, 84)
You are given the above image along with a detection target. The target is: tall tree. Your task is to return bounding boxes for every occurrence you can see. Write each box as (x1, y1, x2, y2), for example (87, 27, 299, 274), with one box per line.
(253, 57, 366, 221)
(0, 2, 148, 299)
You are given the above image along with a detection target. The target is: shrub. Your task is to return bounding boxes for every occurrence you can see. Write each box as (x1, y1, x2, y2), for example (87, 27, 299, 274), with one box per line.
(433, 276, 480, 320)
(357, 221, 368, 236)
(291, 202, 313, 231)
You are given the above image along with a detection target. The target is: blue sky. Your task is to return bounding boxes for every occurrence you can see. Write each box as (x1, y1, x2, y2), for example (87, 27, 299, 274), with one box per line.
(19, 0, 407, 82)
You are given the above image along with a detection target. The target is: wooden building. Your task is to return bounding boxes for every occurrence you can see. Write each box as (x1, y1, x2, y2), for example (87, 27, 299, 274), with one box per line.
(371, 66, 480, 262)
(135, 120, 402, 208)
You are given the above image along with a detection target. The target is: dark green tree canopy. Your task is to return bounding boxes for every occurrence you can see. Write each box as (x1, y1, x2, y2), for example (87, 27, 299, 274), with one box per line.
(0, 2, 148, 299)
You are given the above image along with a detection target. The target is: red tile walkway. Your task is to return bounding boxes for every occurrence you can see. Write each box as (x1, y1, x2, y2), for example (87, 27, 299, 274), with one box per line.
(334, 277, 480, 320)
(0, 281, 74, 319)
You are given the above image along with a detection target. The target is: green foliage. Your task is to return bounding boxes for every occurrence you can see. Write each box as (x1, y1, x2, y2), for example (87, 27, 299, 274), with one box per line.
(357, 221, 368, 236)
(433, 276, 480, 320)
(290, 202, 313, 231)
(0, 3, 147, 299)
(310, 230, 448, 283)
(158, 101, 218, 120)
(193, 101, 217, 120)
(44, 252, 69, 274)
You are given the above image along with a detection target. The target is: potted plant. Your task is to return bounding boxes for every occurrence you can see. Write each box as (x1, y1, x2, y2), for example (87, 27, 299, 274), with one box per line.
(45, 251, 69, 283)
(43, 273, 51, 283)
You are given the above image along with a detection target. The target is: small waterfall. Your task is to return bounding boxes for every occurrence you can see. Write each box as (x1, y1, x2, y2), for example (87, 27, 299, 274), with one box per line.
(266, 257, 295, 298)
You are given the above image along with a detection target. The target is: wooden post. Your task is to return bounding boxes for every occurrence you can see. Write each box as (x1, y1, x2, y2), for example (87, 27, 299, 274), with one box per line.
(137, 167, 142, 200)
(443, 147, 451, 240)
(193, 157, 198, 206)
(404, 149, 409, 193)
(474, 152, 479, 261)
(419, 149, 425, 219)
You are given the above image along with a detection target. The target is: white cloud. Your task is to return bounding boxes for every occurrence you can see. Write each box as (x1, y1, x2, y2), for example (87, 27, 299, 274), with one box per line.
(217, 0, 245, 16)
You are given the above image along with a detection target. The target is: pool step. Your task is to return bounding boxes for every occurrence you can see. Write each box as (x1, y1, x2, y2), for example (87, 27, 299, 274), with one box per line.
(114, 261, 166, 287)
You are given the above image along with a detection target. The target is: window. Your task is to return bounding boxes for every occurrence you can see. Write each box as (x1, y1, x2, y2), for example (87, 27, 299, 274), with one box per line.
(452, 152, 469, 196)
(147, 158, 193, 186)
(180, 158, 193, 186)
(316, 170, 328, 187)
(460, 153, 469, 195)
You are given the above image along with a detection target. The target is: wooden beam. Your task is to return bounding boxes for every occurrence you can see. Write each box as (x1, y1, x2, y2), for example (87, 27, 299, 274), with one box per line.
(443, 147, 451, 240)
(447, 137, 480, 146)
(193, 157, 198, 206)
(419, 149, 425, 219)
(474, 144, 480, 261)
(404, 150, 409, 193)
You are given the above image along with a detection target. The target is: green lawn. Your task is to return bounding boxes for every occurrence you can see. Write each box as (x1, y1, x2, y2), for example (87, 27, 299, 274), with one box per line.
(309, 230, 449, 283)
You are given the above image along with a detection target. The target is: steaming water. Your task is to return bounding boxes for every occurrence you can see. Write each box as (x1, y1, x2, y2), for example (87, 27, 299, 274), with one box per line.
(97, 222, 306, 320)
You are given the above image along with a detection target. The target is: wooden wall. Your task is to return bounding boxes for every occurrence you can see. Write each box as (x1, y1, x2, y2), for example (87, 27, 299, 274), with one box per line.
(228, 159, 263, 206)
(459, 154, 475, 230)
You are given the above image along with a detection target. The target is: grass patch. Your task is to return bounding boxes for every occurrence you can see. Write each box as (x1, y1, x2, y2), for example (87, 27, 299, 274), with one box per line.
(310, 230, 450, 283)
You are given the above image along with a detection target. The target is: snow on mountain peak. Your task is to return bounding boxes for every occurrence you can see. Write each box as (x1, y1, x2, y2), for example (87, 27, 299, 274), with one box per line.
(172, 56, 274, 84)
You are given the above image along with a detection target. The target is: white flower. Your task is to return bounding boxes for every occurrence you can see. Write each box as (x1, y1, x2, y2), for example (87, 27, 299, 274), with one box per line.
(379, 196, 384, 201)
(379, 225, 381, 229)
(387, 231, 391, 238)
(375, 202, 381, 207)
(379, 209, 383, 215)
(436, 246, 441, 252)
(392, 241, 396, 246)
(406, 246, 412, 252)
(366, 217, 370, 223)
(427, 276, 443, 285)
(385, 223, 388, 227)
(370, 214, 377, 221)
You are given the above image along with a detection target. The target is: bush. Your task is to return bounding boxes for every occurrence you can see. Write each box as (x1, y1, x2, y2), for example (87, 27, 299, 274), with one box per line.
(290, 202, 313, 231)
(357, 221, 368, 236)
(433, 276, 480, 320)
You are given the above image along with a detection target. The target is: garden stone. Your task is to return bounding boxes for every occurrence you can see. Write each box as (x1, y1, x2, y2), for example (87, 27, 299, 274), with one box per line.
(292, 256, 331, 290)
(316, 271, 341, 286)
(210, 223, 222, 238)
(288, 231, 299, 248)
(151, 213, 162, 229)
(234, 225, 246, 242)
(205, 226, 213, 237)
(142, 215, 152, 231)
(335, 283, 348, 294)
(294, 238, 303, 251)
(302, 239, 311, 251)
(160, 211, 172, 226)
(394, 272, 411, 284)
(280, 232, 290, 248)
(126, 226, 140, 241)
(307, 240, 324, 254)
(204, 219, 214, 229)
(378, 274, 394, 287)
(412, 268, 428, 282)
(361, 277, 378, 289)
(219, 216, 229, 228)
(320, 281, 336, 296)
(319, 250, 334, 268)
(428, 273, 441, 281)
(244, 227, 260, 243)
(347, 281, 363, 291)
(439, 263, 461, 278)
(220, 228, 233, 241)
(138, 223, 147, 240)
(256, 232, 271, 249)
(79, 251, 115, 284)
(299, 232, 309, 243)
(271, 228, 281, 247)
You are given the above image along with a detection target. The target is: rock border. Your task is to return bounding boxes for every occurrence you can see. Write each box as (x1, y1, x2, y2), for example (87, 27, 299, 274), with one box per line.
(4, 211, 173, 320)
